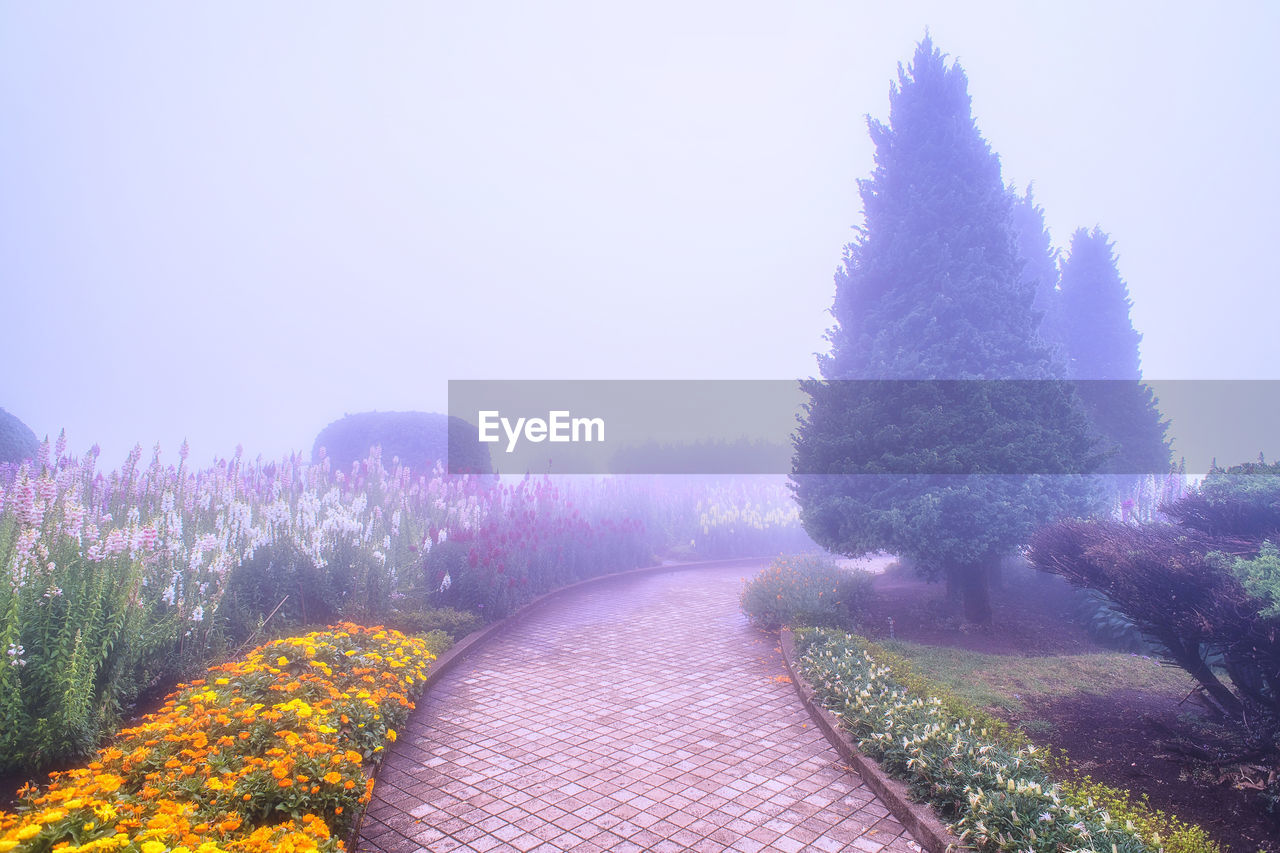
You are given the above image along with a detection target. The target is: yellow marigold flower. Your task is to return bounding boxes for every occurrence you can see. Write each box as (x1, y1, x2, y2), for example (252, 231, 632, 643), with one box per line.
(276, 657, 289, 667)
(17, 824, 43, 841)
(96, 775, 124, 794)
(141, 841, 167, 853)
(386, 729, 397, 742)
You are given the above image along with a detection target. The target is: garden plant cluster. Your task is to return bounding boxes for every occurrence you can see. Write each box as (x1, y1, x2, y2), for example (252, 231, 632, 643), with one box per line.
(0, 623, 436, 853)
(738, 554, 872, 631)
(794, 627, 1218, 853)
(0, 435, 809, 773)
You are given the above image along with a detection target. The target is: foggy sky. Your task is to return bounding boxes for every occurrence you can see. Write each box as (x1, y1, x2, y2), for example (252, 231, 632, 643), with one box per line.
(3, 2, 1277, 467)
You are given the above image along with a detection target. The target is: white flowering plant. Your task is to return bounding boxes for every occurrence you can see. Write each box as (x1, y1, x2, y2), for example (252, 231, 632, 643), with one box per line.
(796, 628, 1218, 852)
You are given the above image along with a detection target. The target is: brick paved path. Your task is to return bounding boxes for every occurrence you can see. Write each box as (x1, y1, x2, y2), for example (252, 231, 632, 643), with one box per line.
(358, 562, 923, 853)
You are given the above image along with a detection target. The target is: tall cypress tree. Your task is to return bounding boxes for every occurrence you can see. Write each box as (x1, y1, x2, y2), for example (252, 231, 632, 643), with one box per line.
(1009, 185, 1062, 354)
(792, 38, 1100, 624)
(1055, 227, 1171, 473)
(1057, 227, 1141, 379)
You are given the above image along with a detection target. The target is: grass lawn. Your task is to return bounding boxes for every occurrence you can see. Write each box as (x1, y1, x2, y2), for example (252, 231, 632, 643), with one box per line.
(877, 639, 1195, 717)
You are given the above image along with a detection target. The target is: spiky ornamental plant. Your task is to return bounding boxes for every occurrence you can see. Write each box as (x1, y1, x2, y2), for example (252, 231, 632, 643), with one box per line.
(792, 37, 1100, 624)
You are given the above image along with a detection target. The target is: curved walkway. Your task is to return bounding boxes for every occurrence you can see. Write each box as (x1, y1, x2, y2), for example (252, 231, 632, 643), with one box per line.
(358, 562, 923, 853)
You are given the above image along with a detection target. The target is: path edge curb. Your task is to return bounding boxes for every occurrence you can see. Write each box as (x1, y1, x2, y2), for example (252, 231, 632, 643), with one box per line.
(349, 554, 772, 848)
(779, 628, 967, 853)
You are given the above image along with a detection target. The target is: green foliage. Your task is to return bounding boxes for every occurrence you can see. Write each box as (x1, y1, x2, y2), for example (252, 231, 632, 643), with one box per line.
(215, 544, 331, 641)
(387, 606, 483, 641)
(1032, 463, 1280, 727)
(1233, 541, 1280, 618)
(0, 407, 38, 465)
(214, 539, 398, 644)
(0, 505, 178, 771)
(1071, 381, 1172, 476)
(1055, 228, 1141, 379)
(1008, 185, 1061, 354)
(790, 37, 1102, 623)
(1163, 460, 1280, 540)
(796, 629, 1219, 853)
(414, 628, 454, 658)
(312, 411, 493, 475)
(739, 555, 871, 631)
(1070, 588, 1152, 653)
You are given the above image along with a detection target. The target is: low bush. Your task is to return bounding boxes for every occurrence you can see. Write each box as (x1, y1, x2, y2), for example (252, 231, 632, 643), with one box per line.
(0, 623, 436, 853)
(386, 606, 482, 641)
(1030, 462, 1280, 732)
(1069, 588, 1151, 653)
(740, 555, 871, 631)
(796, 628, 1218, 853)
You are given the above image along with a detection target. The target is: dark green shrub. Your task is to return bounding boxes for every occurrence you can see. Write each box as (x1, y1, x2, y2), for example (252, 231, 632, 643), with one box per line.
(1070, 588, 1151, 653)
(388, 607, 483, 641)
(214, 544, 342, 642)
(311, 411, 492, 475)
(739, 555, 871, 631)
(0, 407, 38, 464)
(1031, 463, 1280, 723)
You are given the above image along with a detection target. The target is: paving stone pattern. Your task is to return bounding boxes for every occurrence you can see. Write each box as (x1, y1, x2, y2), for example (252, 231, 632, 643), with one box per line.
(358, 563, 923, 853)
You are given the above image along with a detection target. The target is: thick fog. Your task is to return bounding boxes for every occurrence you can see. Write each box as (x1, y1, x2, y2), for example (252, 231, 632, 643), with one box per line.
(2, 1, 1277, 465)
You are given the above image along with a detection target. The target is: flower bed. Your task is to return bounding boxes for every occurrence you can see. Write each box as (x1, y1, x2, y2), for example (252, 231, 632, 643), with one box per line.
(0, 623, 435, 853)
(796, 628, 1218, 853)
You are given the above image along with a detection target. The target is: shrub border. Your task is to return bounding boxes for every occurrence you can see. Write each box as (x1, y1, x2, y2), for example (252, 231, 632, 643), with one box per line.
(779, 627, 964, 853)
(348, 555, 773, 846)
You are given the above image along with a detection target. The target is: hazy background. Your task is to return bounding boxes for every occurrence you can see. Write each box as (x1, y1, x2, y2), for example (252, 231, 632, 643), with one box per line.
(3, 1, 1277, 467)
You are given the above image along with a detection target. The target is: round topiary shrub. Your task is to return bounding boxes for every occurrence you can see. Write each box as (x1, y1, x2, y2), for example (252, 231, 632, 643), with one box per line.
(311, 411, 492, 475)
(0, 407, 39, 465)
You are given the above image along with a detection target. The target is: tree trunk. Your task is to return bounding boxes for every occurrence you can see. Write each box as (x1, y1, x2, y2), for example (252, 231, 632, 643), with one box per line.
(988, 558, 1004, 590)
(955, 561, 992, 625)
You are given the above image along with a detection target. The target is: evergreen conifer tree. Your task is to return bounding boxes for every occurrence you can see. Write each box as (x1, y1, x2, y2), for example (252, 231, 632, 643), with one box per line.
(1009, 185, 1062, 354)
(792, 38, 1099, 623)
(1056, 227, 1171, 473)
